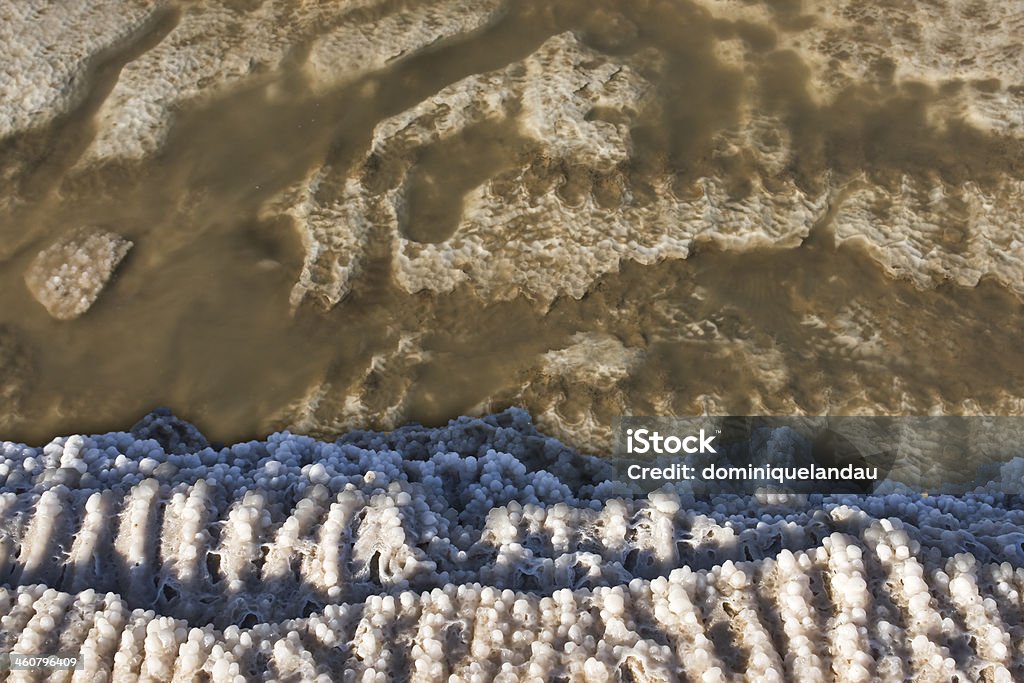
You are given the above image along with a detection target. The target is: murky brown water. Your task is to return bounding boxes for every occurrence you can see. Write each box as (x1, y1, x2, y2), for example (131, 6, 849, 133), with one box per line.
(2, 0, 1023, 448)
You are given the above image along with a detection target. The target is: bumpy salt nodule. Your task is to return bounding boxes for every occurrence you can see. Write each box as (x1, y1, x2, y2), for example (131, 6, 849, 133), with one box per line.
(22, 227, 133, 321)
(0, 409, 1022, 682)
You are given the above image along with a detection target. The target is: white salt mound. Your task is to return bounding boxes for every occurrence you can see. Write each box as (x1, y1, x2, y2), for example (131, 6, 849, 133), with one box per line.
(23, 228, 132, 320)
(0, 408, 1022, 681)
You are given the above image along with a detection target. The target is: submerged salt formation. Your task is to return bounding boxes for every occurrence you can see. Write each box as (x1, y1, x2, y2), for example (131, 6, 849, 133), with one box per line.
(269, 30, 827, 309)
(23, 228, 132, 320)
(0, 326, 31, 432)
(263, 0, 1024, 309)
(3, 0, 1024, 467)
(0, 0, 165, 140)
(0, 409, 1022, 681)
(79, 0, 504, 163)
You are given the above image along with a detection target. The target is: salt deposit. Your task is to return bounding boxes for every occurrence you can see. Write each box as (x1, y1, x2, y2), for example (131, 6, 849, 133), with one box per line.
(2, 0, 1024, 454)
(80, 0, 505, 163)
(0, 0, 164, 139)
(0, 326, 31, 431)
(0, 409, 1022, 680)
(22, 228, 132, 320)
(263, 1, 1024, 310)
(273, 31, 829, 308)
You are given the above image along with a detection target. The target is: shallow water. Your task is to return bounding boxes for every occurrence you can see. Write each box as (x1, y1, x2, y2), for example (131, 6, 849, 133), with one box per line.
(1, 0, 1023, 449)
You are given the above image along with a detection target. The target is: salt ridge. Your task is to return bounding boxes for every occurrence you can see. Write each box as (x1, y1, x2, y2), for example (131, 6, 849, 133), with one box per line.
(0, 409, 1022, 681)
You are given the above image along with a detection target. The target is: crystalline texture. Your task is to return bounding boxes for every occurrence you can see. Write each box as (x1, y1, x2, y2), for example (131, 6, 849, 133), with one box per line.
(0, 409, 1022, 680)
(23, 228, 132, 320)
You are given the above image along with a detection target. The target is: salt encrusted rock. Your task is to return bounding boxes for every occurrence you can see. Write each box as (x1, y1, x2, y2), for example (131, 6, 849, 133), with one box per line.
(23, 228, 132, 320)
(1, 410, 1023, 680)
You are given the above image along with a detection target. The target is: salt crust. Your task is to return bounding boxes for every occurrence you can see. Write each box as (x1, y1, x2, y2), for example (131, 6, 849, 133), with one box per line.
(276, 32, 827, 309)
(5, 1, 1024, 307)
(706, 0, 1024, 132)
(0, 0, 163, 139)
(834, 177, 1024, 296)
(0, 409, 1023, 681)
(81, 0, 504, 163)
(275, 27, 1024, 310)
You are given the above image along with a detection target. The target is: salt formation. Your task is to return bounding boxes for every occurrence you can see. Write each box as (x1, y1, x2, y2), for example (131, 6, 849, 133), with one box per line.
(271, 31, 829, 308)
(689, 0, 1024, 296)
(0, 326, 31, 431)
(257, 0, 1024, 311)
(0, 0, 164, 139)
(7, 0, 1015, 308)
(4, 0, 1024, 453)
(80, 0, 505, 162)
(23, 228, 132, 320)
(301, 0, 504, 92)
(708, 0, 1024, 132)
(0, 409, 1022, 680)
(267, 19, 1024, 315)
(833, 178, 1024, 295)
(283, 333, 431, 436)
(477, 333, 646, 452)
